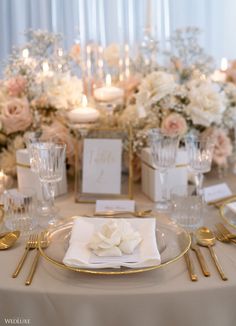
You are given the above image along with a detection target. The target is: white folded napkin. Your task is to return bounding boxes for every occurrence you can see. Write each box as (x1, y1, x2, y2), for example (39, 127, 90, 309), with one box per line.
(63, 217, 161, 269)
(88, 219, 142, 256)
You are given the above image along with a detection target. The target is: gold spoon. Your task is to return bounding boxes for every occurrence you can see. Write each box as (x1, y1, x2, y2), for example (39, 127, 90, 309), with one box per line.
(196, 227, 228, 281)
(0, 231, 20, 250)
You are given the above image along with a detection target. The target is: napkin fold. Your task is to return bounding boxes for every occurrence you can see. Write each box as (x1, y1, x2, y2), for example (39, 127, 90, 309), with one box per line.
(63, 217, 161, 269)
(88, 219, 142, 257)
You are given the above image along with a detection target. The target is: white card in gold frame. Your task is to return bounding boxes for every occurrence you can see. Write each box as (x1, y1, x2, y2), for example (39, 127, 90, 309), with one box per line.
(75, 128, 133, 203)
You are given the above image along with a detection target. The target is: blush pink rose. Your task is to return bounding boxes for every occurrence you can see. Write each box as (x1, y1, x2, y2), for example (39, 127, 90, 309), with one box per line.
(161, 113, 187, 137)
(6, 76, 27, 97)
(1, 97, 32, 134)
(41, 121, 75, 165)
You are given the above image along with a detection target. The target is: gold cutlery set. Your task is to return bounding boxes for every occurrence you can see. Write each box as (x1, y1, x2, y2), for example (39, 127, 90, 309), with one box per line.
(185, 223, 236, 281)
(12, 231, 49, 286)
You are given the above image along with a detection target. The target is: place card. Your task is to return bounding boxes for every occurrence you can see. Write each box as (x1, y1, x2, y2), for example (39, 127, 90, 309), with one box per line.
(203, 183, 232, 203)
(95, 200, 135, 213)
(82, 138, 122, 194)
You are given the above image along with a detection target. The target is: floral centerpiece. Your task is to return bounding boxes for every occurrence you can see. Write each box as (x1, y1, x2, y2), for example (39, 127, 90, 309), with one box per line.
(0, 30, 83, 175)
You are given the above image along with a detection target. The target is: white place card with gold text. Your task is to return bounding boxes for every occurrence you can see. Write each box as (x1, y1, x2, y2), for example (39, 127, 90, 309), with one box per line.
(82, 138, 122, 194)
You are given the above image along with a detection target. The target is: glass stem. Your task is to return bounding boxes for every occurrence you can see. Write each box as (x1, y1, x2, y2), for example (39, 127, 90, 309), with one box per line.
(41, 182, 52, 209)
(47, 182, 56, 209)
(159, 169, 167, 202)
(195, 172, 203, 197)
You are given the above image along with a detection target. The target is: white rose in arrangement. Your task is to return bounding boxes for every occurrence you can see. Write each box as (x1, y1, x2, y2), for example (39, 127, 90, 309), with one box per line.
(103, 43, 120, 67)
(187, 80, 226, 127)
(42, 73, 83, 110)
(136, 71, 177, 108)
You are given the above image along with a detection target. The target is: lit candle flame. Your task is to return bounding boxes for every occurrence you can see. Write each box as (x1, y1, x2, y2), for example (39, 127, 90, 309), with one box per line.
(58, 48, 63, 57)
(22, 48, 29, 59)
(82, 94, 88, 107)
(221, 57, 228, 71)
(42, 61, 49, 73)
(106, 74, 112, 86)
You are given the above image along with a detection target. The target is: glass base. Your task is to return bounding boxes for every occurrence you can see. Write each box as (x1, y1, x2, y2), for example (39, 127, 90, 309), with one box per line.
(37, 206, 59, 228)
(153, 200, 172, 212)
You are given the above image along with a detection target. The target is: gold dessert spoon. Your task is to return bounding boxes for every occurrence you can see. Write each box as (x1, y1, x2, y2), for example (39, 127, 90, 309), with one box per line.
(196, 226, 228, 281)
(0, 231, 20, 250)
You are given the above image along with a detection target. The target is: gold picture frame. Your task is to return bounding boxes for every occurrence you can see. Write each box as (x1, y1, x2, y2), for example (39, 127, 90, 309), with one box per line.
(74, 127, 133, 203)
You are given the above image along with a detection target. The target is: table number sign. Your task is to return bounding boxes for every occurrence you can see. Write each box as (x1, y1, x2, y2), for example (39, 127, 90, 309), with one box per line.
(82, 139, 122, 194)
(75, 128, 133, 203)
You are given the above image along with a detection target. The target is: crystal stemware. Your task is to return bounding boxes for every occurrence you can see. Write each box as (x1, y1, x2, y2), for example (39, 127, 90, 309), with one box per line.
(185, 135, 214, 197)
(35, 142, 66, 225)
(148, 129, 179, 211)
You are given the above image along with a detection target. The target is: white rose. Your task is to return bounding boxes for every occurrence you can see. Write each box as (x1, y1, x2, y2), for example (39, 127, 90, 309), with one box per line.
(136, 71, 176, 108)
(42, 73, 83, 110)
(187, 80, 225, 127)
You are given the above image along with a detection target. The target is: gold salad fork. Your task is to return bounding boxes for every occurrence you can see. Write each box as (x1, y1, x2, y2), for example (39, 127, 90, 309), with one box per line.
(12, 234, 38, 278)
(25, 232, 49, 286)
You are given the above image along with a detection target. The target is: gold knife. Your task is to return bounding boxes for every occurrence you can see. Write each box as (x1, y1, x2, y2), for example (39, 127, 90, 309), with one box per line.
(184, 251, 198, 281)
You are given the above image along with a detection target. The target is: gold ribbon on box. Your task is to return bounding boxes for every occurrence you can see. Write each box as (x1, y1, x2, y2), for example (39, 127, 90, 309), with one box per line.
(142, 160, 188, 171)
(16, 163, 31, 169)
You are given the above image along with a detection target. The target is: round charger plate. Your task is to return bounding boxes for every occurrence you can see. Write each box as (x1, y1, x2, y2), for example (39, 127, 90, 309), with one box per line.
(219, 200, 236, 229)
(39, 216, 190, 275)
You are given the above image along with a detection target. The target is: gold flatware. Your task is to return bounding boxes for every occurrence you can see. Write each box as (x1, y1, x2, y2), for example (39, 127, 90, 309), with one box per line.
(184, 251, 198, 281)
(25, 232, 49, 286)
(93, 209, 152, 217)
(190, 233, 210, 277)
(214, 229, 230, 243)
(208, 195, 236, 207)
(0, 231, 20, 250)
(196, 227, 228, 281)
(216, 223, 236, 242)
(12, 234, 38, 278)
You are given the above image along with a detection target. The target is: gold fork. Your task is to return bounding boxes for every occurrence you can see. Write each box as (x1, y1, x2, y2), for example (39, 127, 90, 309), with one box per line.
(215, 223, 236, 243)
(214, 229, 230, 243)
(25, 232, 49, 286)
(12, 234, 38, 278)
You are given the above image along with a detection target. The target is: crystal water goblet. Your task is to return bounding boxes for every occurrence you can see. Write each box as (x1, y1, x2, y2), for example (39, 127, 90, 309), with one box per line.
(35, 142, 66, 225)
(148, 129, 179, 211)
(185, 135, 214, 197)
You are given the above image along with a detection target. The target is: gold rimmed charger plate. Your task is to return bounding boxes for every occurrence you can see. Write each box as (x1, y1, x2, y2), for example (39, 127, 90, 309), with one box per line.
(219, 199, 236, 230)
(38, 216, 190, 275)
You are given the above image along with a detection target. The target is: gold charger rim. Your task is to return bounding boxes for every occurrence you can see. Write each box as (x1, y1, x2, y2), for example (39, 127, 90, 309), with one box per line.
(219, 199, 236, 230)
(38, 216, 191, 275)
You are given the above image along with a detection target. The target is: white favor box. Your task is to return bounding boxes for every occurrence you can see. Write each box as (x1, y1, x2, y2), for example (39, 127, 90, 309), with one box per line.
(16, 149, 68, 200)
(141, 147, 188, 202)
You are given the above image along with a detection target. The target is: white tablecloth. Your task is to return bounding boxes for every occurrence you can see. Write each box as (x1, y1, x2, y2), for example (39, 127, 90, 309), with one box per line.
(1, 173, 236, 326)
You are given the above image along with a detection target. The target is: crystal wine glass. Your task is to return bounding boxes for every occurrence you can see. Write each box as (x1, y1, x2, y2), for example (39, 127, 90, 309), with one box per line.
(185, 135, 214, 197)
(25, 133, 54, 224)
(148, 129, 179, 211)
(35, 142, 66, 225)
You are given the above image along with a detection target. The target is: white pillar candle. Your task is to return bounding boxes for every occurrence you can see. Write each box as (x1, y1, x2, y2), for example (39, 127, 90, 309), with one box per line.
(67, 95, 100, 123)
(94, 74, 124, 102)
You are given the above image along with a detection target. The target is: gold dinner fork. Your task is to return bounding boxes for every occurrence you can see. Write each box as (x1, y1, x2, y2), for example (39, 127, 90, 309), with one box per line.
(25, 232, 49, 286)
(12, 234, 38, 278)
(215, 223, 236, 244)
(214, 229, 230, 243)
